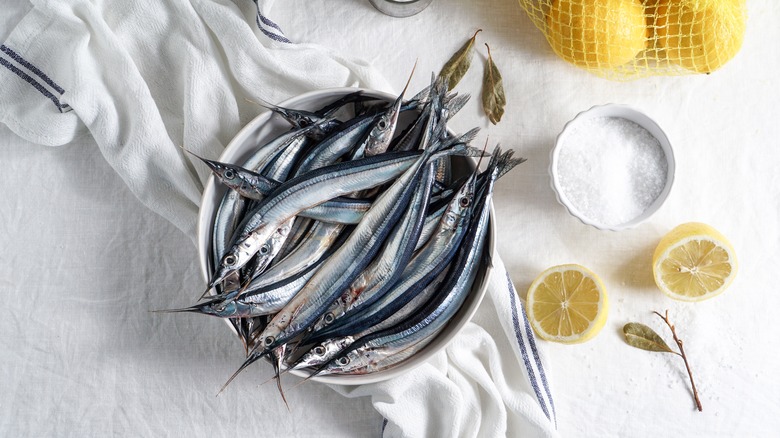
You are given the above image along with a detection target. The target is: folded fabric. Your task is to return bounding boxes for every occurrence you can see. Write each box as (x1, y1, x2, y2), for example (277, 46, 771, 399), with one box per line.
(0, 1, 557, 436)
(0, 0, 388, 238)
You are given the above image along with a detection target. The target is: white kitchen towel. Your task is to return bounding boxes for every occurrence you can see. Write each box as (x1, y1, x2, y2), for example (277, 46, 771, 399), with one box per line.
(0, 1, 556, 436)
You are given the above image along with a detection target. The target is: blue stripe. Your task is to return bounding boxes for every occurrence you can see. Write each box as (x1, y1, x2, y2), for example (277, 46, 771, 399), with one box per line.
(1, 45, 66, 95)
(255, 16, 293, 44)
(258, 13, 285, 34)
(251, 0, 292, 44)
(0, 57, 69, 113)
(519, 291, 557, 425)
(505, 271, 551, 421)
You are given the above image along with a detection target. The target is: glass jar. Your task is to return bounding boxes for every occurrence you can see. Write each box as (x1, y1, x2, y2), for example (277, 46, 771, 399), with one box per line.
(368, 0, 434, 18)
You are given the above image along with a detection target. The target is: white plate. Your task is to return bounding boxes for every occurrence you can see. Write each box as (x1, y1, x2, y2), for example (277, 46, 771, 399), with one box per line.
(196, 88, 495, 385)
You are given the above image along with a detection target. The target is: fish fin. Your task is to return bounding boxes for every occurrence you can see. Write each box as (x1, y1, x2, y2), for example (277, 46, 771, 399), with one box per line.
(407, 82, 432, 107)
(273, 348, 291, 411)
(217, 351, 266, 396)
(444, 93, 471, 121)
(439, 144, 488, 158)
(264, 347, 291, 410)
(493, 146, 527, 179)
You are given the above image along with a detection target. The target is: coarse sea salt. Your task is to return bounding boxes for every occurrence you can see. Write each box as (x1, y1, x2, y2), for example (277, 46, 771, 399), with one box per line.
(556, 116, 667, 227)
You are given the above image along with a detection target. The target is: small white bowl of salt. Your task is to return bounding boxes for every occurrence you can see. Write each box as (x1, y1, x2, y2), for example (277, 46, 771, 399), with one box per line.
(550, 104, 675, 231)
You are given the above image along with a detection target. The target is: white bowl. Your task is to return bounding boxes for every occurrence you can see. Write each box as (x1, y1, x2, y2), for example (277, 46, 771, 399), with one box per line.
(549, 104, 675, 231)
(196, 88, 495, 385)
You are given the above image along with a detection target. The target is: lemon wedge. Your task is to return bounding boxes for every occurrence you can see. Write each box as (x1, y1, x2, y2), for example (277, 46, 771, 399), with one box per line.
(526, 264, 609, 344)
(653, 222, 737, 301)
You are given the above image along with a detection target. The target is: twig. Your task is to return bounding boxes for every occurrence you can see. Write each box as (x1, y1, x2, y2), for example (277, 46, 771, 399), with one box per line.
(653, 310, 703, 412)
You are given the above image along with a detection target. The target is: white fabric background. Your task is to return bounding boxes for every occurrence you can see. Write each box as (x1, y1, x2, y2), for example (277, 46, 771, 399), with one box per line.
(2, 0, 780, 437)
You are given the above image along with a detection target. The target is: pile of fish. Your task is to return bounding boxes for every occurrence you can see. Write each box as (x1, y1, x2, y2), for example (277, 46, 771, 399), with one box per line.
(162, 75, 525, 392)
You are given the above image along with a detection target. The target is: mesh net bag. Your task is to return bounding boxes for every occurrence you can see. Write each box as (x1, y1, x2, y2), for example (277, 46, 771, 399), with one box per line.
(517, 0, 747, 80)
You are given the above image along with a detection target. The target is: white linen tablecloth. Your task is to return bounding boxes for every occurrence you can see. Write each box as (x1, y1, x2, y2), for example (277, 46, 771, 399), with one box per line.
(2, 0, 780, 436)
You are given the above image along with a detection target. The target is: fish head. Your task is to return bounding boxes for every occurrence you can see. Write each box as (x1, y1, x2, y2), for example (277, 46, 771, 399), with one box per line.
(211, 231, 266, 288)
(196, 156, 243, 188)
(155, 297, 239, 318)
(365, 107, 401, 156)
(310, 311, 332, 332)
(198, 299, 240, 318)
(253, 309, 292, 354)
(441, 173, 477, 229)
(318, 347, 374, 376)
(184, 149, 242, 188)
(243, 223, 291, 279)
(292, 336, 354, 370)
(365, 63, 415, 156)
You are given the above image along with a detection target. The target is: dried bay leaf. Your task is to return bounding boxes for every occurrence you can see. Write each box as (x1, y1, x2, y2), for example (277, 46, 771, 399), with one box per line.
(439, 29, 481, 91)
(482, 43, 505, 125)
(623, 322, 675, 353)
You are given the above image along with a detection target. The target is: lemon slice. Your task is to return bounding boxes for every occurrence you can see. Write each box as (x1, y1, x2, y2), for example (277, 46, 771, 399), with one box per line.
(653, 222, 737, 301)
(525, 264, 609, 344)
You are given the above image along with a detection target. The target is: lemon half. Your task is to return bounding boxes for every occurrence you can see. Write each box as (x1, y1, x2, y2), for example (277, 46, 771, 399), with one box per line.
(526, 264, 609, 344)
(653, 222, 737, 301)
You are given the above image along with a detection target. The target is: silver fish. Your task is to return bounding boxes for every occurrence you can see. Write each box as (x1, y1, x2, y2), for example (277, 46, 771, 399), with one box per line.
(312, 163, 434, 333)
(308, 170, 476, 345)
(318, 147, 521, 376)
(291, 268, 447, 370)
(208, 151, 423, 291)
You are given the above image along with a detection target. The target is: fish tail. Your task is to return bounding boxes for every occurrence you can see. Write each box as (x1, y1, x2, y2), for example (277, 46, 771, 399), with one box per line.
(492, 145, 527, 180)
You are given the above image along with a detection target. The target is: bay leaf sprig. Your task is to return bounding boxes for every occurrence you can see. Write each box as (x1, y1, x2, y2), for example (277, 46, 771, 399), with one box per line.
(482, 43, 505, 125)
(439, 29, 481, 91)
(623, 310, 703, 412)
(439, 30, 507, 125)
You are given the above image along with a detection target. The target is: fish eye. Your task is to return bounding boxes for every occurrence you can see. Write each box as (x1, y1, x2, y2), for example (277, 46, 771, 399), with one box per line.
(259, 244, 270, 255)
(459, 197, 470, 208)
(324, 313, 335, 324)
(223, 169, 235, 179)
(264, 336, 275, 346)
(314, 346, 326, 355)
(377, 119, 387, 130)
(224, 255, 237, 266)
(215, 303, 227, 312)
(337, 357, 350, 366)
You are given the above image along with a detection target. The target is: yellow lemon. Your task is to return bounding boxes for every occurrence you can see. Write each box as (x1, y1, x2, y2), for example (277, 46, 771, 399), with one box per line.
(525, 264, 609, 344)
(545, 0, 647, 70)
(655, 0, 747, 73)
(652, 222, 737, 301)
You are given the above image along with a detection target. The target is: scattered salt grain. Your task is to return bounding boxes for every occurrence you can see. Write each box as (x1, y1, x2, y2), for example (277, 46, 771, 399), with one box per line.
(556, 116, 667, 227)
